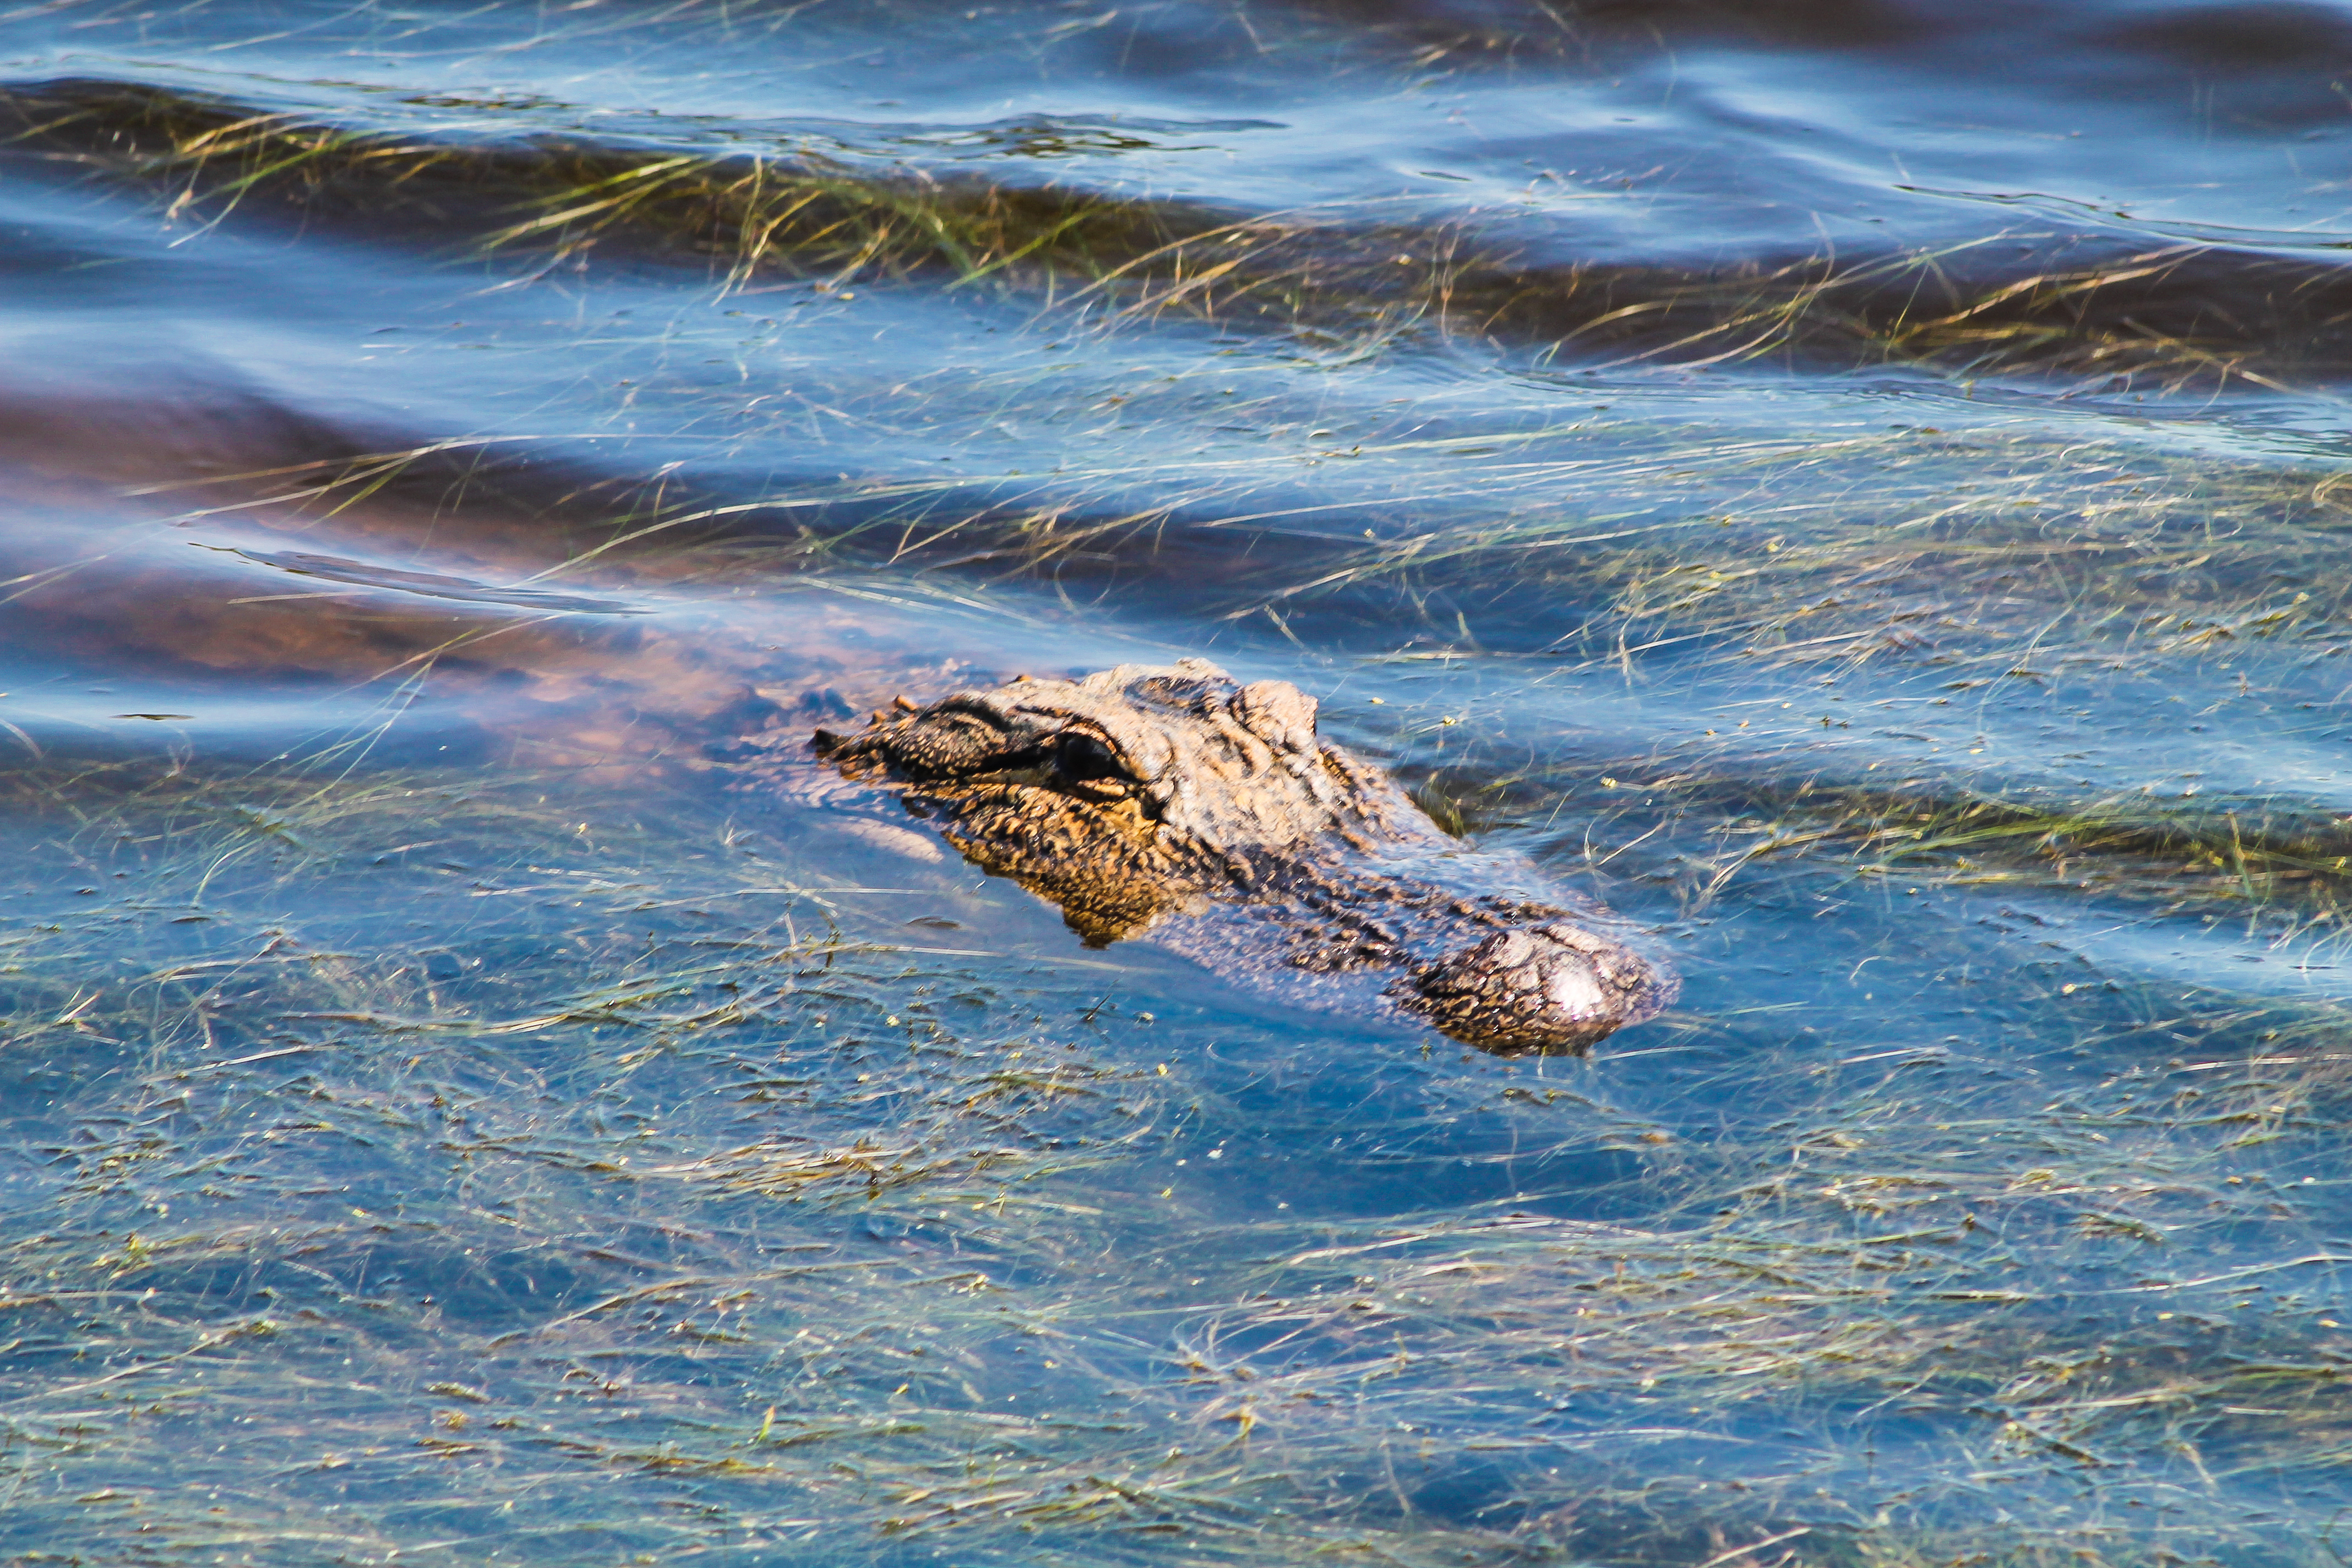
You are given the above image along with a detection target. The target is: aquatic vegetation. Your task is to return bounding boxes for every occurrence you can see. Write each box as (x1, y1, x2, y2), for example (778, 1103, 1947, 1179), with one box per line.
(6, 79, 2348, 392)
(0, 725, 2348, 1564)
(4, 0, 2352, 1561)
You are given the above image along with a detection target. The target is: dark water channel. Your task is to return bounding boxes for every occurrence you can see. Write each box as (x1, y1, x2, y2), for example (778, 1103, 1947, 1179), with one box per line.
(4, 1, 2352, 1562)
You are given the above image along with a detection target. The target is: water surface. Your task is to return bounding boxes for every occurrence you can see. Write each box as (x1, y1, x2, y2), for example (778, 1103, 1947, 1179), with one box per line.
(4, 2, 2352, 1562)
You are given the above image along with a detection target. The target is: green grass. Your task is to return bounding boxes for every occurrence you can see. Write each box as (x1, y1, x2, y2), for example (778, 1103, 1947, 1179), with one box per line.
(3, 79, 2335, 392)
(0, 751, 2349, 1565)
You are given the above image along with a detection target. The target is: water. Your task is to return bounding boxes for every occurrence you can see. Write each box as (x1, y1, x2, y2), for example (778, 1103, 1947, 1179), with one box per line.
(3, 2, 2352, 1562)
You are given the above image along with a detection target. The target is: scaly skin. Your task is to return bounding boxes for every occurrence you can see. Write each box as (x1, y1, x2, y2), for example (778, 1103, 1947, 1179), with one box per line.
(813, 658, 1676, 1054)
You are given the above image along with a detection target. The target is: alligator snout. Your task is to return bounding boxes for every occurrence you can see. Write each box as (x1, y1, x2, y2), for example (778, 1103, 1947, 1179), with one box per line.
(812, 658, 1675, 1054)
(1400, 922, 1663, 1054)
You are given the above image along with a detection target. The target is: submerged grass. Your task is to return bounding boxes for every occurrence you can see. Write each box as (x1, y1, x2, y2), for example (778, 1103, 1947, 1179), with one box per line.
(2, 78, 2345, 390)
(151, 398, 2352, 925)
(1546, 751, 2352, 935)
(95, 352, 2352, 954)
(7, 56, 2352, 1565)
(1, 750, 2350, 1564)
(128, 336, 2352, 660)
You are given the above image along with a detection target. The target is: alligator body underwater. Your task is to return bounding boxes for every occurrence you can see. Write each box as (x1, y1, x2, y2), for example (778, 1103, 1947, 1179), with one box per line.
(0, 395, 1673, 1051)
(812, 658, 1675, 1054)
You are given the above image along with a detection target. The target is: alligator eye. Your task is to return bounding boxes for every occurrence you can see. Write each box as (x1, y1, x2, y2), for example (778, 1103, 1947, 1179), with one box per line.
(1055, 733, 1127, 782)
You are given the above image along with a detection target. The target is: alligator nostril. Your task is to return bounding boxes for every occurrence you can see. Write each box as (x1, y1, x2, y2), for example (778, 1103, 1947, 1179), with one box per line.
(1489, 929, 1537, 968)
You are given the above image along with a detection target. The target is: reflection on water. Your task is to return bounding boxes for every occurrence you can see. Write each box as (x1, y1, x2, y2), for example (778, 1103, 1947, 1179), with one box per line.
(4, 0, 2352, 1561)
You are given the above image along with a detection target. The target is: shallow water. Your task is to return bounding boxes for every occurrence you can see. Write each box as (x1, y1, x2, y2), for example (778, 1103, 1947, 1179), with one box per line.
(5, 2, 2352, 1562)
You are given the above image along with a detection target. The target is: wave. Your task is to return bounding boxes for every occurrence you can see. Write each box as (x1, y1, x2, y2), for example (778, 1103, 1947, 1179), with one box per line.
(233, 549, 642, 614)
(8, 77, 2352, 391)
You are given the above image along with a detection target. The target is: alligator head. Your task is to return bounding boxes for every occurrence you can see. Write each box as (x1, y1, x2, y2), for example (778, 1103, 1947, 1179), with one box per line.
(813, 658, 1674, 1053)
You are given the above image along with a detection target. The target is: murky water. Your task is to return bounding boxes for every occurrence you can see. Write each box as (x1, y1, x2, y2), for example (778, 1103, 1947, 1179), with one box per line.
(5, 2, 2352, 1562)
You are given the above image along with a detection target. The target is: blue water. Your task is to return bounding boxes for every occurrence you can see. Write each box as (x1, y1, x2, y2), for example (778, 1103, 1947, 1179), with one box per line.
(3, 2, 2352, 1562)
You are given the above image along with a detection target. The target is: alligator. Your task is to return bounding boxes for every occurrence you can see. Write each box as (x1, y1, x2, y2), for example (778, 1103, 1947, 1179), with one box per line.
(811, 658, 1675, 1054)
(0, 386, 1671, 1052)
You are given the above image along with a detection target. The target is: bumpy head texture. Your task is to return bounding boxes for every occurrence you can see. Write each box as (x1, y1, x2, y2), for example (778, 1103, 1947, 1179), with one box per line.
(814, 658, 1673, 1053)
(1397, 922, 1663, 1054)
(815, 658, 1391, 942)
